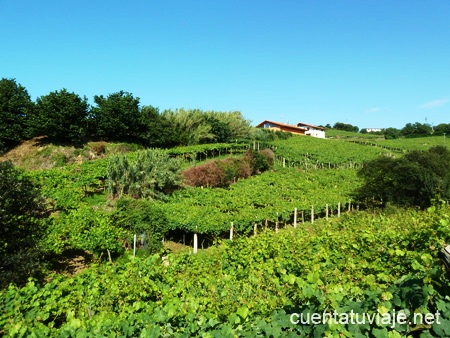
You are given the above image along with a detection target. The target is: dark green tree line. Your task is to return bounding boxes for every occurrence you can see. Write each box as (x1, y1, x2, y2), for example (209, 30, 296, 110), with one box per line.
(0, 78, 34, 153)
(31, 89, 89, 143)
(355, 146, 450, 208)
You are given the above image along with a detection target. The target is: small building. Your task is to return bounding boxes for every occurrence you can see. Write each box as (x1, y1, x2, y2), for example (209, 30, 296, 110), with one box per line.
(256, 120, 326, 138)
(365, 128, 383, 133)
(256, 120, 307, 135)
(296, 122, 326, 139)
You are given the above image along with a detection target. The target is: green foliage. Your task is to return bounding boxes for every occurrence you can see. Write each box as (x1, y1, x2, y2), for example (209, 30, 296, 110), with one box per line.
(402, 122, 433, 138)
(0, 161, 48, 287)
(252, 128, 294, 142)
(2, 206, 450, 336)
(113, 197, 168, 253)
(205, 116, 233, 143)
(162, 108, 215, 146)
(206, 110, 252, 141)
(139, 105, 178, 148)
(245, 148, 273, 174)
(355, 146, 450, 208)
(0, 78, 33, 153)
(434, 123, 450, 136)
(45, 206, 125, 258)
(162, 167, 359, 235)
(107, 149, 182, 199)
(383, 127, 401, 140)
(271, 135, 392, 168)
(31, 89, 89, 143)
(162, 109, 252, 146)
(30, 159, 108, 211)
(90, 90, 141, 141)
(333, 122, 359, 133)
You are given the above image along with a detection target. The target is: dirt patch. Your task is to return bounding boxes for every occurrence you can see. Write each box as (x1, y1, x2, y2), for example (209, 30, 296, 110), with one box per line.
(164, 241, 191, 254)
(51, 249, 93, 276)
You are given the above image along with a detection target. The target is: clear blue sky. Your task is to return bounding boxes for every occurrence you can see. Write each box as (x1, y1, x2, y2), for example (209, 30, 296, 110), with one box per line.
(1, 0, 449, 129)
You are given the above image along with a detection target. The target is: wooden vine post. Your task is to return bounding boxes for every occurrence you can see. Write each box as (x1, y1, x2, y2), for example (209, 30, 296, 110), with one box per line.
(338, 202, 341, 218)
(293, 208, 298, 228)
(254, 223, 257, 236)
(230, 222, 234, 241)
(326, 204, 329, 221)
(193, 226, 198, 254)
(311, 206, 314, 224)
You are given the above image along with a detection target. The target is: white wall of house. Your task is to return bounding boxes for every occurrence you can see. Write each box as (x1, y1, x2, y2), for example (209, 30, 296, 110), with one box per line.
(305, 129, 326, 138)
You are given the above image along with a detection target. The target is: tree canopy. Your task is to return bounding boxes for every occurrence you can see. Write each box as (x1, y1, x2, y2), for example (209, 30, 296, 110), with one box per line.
(31, 89, 89, 143)
(0, 78, 33, 153)
(90, 91, 141, 141)
(355, 146, 450, 208)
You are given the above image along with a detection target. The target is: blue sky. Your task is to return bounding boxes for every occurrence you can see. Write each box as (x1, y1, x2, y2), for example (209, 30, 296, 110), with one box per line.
(1, 1, 449, 129)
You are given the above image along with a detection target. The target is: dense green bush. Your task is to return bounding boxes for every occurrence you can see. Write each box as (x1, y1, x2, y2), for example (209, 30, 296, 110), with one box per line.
(90, 91, 142, 141)
(0, 161, 48, 287)
(0, 78, 33, 153)
(355, 146, 450, 208)
(113, 197, 168, 253)
(31, 89, 89, 143)
(45, 206, 125, 260)
(107, 149, 182, 199)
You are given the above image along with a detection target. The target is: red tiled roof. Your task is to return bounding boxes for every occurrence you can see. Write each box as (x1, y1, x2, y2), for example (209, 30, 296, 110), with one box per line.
(256, 120, 307, 131)
(296, 122, 326, 131)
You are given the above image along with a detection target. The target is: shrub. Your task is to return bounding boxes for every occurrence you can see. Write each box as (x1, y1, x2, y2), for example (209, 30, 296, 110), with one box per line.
(355, 146, 450, 208)
(245, 149, 272, 174)
(107, 149, 182, 199)
(183, 160, 226, 188)
(259, 148, 275, 168)
(0, 161, 48, 287)
(113, 197, 168, 253)
(183, 149, 273, 188)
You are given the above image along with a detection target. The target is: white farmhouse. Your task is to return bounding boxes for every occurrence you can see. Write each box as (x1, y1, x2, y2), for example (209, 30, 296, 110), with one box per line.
(296, 122, 326, 139)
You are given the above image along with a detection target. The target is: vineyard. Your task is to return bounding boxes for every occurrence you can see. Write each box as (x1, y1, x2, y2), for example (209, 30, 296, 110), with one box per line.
(159, 167, 358, 236)
(2, 205, 450, 336)
(270, 136, 394, 168)
(2, 133, 450, 337)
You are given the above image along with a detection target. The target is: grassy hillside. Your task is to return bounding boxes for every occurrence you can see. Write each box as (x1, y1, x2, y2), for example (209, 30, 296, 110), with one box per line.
(0, 137, 143, 170)
(2, 133, 450, 336)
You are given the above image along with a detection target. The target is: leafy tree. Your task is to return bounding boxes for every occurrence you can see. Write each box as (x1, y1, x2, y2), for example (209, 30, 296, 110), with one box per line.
(90, 90, 141, 140)
(205, 111, 252, 141)
(163, 108, 214, 146)
(401, 122, 432, 138)
(333, 122, 359, 133)
(383, 127, 401, 140)
(31, 89, 89, 143)
(0, 161, 48, 287)
(113, 197, 168, 253)
(355, 146, 450, 208)
(139, 105, 178, 148)
(206, 116, 232, 143)
(434, 123, 450, 136)
(0, 78, 33, 153)
(245, 149, 273, 174)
